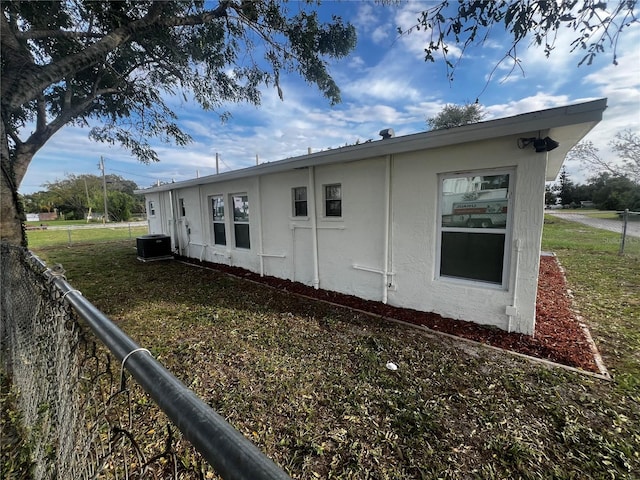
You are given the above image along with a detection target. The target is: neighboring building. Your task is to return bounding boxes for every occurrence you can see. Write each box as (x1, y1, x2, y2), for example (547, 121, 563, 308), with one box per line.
(137, 99, 606, 335)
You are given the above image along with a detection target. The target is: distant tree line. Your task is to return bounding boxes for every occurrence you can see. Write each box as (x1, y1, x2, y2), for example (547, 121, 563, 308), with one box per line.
(21, 174, 144, 221)
(549, 130, 640, 211)
(548, 168, 640, 211)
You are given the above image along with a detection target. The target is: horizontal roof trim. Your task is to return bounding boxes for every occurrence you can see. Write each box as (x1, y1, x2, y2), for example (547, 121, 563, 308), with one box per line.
(137, 98, 606, 194)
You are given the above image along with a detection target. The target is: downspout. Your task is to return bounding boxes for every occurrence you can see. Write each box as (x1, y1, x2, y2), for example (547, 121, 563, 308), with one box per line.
(506, 238, 522, 333)
(198, 185, 208, 262)
(257, 175, 265, 277)
(168, 190, 179, 254)
(382, 155, 392, 304)
(309, 166, 320, 289)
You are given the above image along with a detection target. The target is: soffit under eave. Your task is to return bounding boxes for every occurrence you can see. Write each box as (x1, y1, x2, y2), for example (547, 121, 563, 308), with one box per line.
(544, 120, 601, 181)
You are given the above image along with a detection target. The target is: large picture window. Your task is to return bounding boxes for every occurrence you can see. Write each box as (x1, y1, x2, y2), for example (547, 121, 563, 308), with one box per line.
(211, 196, 226, 246)
(439, 171, 512, 285)
(232, 194, 250, 249)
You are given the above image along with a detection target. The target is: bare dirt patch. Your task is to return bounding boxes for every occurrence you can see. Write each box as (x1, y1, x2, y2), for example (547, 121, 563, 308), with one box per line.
(177, 254, 601, 374)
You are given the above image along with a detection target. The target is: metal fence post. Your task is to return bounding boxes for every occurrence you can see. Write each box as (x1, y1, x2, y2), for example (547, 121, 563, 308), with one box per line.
(619, 208, 629, 255)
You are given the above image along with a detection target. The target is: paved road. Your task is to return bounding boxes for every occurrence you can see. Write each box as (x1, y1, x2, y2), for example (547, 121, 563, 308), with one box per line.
(546, 211, 640, 238)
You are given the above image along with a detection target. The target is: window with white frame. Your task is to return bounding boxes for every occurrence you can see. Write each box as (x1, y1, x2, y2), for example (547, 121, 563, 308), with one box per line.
(292, 186, 308, 217)
(211, 196, 226, 246)
(148, 201, 156, 217)
(324, 184, 342, 217)
(179, 198, 186, 217)
(438, 170, 512, 286)
(232, 194, 250, 249)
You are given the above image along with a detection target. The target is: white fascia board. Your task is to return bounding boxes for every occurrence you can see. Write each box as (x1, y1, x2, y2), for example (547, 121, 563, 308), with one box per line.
(135, 98, 606, 195)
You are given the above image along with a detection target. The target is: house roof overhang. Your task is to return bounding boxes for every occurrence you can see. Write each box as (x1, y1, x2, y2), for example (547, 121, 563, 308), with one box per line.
(136, 98, 606, 194)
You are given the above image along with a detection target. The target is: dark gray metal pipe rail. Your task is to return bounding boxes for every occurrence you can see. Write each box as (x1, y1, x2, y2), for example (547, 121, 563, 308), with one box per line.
(35, 254, 291, 480)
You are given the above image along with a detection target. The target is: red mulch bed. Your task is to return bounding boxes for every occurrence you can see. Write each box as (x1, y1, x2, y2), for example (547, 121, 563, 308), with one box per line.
(176, 254, 600, 373)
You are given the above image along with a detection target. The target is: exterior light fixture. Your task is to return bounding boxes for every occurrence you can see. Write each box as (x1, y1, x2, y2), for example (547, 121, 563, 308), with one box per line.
(518, 136, 559, 152)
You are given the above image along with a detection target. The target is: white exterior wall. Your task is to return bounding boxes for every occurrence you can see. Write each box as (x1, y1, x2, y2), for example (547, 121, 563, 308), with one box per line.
(387, 135, 546, 335)
(145, 134, 547, 335)
(146, 192, 161, 233)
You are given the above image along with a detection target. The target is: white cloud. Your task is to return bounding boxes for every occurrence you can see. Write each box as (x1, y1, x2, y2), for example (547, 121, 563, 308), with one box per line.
(346, 55, 366, 70)
(353, 3, 378, 32)
(484, 93, 574, 119)
(343, 73, 422, 103)
(371, 25, 390, 44)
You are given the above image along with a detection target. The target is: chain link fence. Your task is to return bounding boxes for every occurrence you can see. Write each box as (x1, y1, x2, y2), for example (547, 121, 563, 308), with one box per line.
(619, 209, 639, 257)
(25, 222, 149, 248)
(0, 242, 290, 480)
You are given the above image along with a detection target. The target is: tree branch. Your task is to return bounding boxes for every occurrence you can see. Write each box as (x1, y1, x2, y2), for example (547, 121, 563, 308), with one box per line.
(3, 1, 231, 111)
(15, 30, 104, 40)
(12, 87, 120, 185)
(36, 94, 47, 133)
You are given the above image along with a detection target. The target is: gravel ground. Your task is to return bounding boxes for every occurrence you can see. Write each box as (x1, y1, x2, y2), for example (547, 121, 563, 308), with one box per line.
(546, 211, 640, 237)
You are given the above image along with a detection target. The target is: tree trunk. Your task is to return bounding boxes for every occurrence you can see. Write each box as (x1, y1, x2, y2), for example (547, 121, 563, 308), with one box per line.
(1, 157, 26, 246)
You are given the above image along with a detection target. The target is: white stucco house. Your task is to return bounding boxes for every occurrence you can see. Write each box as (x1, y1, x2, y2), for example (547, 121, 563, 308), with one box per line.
(137, 99, 606, 335)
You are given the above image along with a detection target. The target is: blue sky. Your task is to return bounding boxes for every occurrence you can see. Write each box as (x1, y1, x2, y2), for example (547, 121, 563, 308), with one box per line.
(18, 1, 640, 194)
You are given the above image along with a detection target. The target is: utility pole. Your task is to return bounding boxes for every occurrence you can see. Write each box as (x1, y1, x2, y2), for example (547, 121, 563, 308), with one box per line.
(99, 156, 108, 224)
(83, 178, 92, 223)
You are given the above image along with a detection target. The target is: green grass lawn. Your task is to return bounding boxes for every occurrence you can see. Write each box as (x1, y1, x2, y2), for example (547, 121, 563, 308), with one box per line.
(542, 215, 640, 391)
(19, 219, 640, 479)
(26, 224, 149, 248)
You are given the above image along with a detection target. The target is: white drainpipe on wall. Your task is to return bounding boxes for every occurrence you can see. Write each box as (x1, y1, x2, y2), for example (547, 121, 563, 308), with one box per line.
(506, 238, 522, 333)
(382, 154, 392, 304)
(198, 185, 208, 262)
(309, 166, 320, 289)
(257, 175, 265, 277)
(168, 190, 178, 254)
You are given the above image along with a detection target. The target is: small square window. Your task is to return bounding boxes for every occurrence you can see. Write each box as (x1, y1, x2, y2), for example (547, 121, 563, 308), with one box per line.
(325, 184, 341, 217)
(293, 187, 308, 217)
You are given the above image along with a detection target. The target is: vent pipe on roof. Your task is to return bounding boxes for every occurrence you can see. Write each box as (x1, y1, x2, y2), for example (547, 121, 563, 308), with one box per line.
(379, 128, 395, 139)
